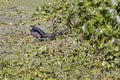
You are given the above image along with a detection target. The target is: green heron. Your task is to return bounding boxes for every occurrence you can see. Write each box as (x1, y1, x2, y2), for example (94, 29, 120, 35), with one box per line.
(30, 26, 68, 41)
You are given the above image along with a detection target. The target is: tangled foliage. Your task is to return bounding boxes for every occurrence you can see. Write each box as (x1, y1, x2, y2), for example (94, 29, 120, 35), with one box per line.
(34, 0, 120, 68)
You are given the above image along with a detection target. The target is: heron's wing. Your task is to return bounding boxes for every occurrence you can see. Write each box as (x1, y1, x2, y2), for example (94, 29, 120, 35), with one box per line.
(30, 26, 46, 37)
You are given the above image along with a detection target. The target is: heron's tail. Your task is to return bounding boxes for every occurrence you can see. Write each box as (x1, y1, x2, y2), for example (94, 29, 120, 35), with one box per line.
(57, 28, 69, 35)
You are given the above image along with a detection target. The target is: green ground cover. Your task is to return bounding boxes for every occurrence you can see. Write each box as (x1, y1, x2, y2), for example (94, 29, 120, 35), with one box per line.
(0, 0, 120, 80)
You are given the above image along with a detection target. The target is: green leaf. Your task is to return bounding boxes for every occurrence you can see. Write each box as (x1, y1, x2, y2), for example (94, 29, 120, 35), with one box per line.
(95, 14, 104, 23)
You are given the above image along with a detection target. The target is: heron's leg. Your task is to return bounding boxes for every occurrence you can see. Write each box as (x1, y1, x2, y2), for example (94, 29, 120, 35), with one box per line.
(39, 38, 44, 41)
(37, 35, 43, 41)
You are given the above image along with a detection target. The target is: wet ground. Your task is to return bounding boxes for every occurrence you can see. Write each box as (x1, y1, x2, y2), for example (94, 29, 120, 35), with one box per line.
(0, 0, 73, 64)
(0, 0, 54, 26)
(0, 0, 55, 53)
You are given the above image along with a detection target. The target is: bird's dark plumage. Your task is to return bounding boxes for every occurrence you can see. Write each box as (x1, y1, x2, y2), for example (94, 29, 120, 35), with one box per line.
(30, 26, 68, 41)
(30, 26, 45, 38)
